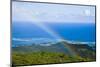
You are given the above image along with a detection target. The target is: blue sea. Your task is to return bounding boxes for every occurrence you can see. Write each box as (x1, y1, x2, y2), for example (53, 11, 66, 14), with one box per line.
(12, 22, 96, 46)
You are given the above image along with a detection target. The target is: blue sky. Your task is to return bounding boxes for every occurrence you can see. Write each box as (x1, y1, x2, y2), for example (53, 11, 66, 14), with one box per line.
(12, 1, 95, 23)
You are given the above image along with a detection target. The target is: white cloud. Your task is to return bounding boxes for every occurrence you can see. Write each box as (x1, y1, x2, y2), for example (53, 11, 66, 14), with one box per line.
(12, 1, 95, 23)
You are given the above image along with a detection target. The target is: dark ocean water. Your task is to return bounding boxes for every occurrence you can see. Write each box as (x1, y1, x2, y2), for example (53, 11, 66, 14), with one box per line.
(46, 23, 96, 42)
(12, 22, 96, 46)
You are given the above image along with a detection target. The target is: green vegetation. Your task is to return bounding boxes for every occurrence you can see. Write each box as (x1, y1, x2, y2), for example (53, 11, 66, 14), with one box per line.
(12, 51, 94, 66)
(12, 41, 96, 66)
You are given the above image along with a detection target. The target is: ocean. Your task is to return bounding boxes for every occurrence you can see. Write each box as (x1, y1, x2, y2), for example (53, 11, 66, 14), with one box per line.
(12, 22, 96, 46)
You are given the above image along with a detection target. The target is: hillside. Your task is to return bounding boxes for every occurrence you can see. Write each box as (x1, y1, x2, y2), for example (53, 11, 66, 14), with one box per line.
(12, 40, 96, 66)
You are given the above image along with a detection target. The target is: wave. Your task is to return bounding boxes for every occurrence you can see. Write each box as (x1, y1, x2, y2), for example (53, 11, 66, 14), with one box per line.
(12, 38, 31, 42)
(12, 37, 95, 45)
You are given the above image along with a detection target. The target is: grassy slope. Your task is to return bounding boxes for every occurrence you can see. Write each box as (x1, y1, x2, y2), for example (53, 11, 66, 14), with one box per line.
(12, 41, 96, 66)
(12, 51, 95, 66)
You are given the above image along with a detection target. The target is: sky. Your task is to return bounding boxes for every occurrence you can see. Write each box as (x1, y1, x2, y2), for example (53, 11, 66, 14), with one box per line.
(12, 1, 95, 23)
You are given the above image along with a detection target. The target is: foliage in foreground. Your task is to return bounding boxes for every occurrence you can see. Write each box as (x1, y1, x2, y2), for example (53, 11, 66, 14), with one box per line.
(12, 51, 95, 66)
